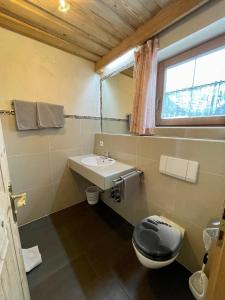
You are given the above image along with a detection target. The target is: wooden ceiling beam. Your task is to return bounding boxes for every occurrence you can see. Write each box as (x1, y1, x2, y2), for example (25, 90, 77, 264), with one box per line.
(0, 11, 100, 62)
(95, 0, 211, 71)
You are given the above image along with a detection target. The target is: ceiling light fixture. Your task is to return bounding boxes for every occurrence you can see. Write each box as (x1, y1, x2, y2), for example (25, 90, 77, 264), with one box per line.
(58, 0, 70, 12)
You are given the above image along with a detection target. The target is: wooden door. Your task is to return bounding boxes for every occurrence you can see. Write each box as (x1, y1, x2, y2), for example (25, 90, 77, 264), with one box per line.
(206, 206, 225, 300)
(0, 118, 30, 300)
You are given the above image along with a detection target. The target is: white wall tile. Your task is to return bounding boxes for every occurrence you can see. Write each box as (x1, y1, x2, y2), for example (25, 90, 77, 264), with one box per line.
(94, 133, 225, 272)
(17, 185, 54, 225)
(8, 153, 51, 191)
(2, 115, 99, 225)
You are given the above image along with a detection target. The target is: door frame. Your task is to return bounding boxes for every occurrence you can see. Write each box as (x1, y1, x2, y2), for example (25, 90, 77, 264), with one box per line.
(0, 117, 30, 299)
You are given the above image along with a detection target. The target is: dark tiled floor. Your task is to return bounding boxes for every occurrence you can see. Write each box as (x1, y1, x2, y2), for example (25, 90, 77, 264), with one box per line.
(19, 201, 194, 300)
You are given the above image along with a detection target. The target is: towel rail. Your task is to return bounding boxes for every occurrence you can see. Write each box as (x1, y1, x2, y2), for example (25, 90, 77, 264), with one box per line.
(0, 109, 129, 122)
(0, 109, 101, 120)
(113, 169, 143, 185)
(111, 169, 143, 202)
(0, 109, 15, 115)
(1, 103, 127, 121)
(0, 108, 70, 118)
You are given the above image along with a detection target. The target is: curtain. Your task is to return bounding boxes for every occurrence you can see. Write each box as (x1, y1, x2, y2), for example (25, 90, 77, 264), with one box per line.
(130, 37, 159, 135)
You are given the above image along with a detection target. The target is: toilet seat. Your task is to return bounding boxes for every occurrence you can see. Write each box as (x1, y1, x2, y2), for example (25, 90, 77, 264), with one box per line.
(132, 216, 183, 264)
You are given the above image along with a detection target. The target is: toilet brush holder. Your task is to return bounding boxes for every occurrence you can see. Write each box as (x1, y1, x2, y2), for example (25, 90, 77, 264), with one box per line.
(189, 270, 208, 300)
(189, 225, 219, 299)
(189, 254, 208, 300)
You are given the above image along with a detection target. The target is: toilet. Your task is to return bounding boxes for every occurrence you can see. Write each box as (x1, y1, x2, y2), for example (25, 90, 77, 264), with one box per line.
(132, 215, 185, 269)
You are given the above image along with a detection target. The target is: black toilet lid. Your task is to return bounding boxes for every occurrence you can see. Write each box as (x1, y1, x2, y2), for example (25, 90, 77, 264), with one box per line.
(132, 216, 182, 262)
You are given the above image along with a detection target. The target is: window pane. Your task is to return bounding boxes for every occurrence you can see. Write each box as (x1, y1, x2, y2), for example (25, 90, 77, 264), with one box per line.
(194, 47, 225, 86)
(165, 59, 195, 92)
(161, 46, 225, 119)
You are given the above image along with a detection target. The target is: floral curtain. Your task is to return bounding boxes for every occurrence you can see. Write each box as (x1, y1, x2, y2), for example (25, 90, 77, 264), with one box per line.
(130, 37, 159, 135)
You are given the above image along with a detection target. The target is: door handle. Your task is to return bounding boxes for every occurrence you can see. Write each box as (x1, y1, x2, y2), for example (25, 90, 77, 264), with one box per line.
(8, 184, 27, 223)
(11, 193, 27, 208)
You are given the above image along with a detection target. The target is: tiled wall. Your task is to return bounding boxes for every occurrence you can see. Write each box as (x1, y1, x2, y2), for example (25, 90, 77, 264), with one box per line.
(94, 133, 225, 272)
(0, 26, 101, 226)
(2, 115, 100, 225)
(102, 119, 129, 134)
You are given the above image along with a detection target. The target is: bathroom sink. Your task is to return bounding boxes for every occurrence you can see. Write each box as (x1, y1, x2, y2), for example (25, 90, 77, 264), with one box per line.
(81, 156, 115, 167)
(68, 154, 135, 190)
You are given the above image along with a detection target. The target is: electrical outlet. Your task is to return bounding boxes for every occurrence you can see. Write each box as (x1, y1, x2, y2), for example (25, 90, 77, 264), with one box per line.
(100, 140, 104, 147)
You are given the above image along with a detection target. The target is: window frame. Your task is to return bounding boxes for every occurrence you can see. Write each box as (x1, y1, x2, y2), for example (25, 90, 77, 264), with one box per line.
(156, 33, 225, 127)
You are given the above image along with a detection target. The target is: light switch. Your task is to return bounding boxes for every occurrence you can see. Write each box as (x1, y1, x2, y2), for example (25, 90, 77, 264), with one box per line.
(159, 155, 167, 173)
(165, 156, 188, 180)
(186, 160, 199, 183)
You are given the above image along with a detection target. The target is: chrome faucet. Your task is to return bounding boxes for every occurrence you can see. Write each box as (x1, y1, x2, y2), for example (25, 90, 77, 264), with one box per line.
(104, 151, 110, 158)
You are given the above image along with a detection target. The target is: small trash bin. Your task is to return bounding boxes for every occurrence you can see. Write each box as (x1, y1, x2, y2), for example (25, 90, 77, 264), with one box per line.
(86, 186, 100, 205)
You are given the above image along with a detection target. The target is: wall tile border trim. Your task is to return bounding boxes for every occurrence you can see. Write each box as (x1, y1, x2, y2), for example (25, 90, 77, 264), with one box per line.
(0, 110, 127, 122)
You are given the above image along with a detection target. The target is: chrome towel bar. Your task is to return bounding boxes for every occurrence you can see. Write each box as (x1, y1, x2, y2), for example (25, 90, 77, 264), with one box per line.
(113, 169, 143, 185)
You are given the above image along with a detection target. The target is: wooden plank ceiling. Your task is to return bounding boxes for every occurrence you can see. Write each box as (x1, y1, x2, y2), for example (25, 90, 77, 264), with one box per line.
(0, 0, 171, 62)
(0, 0, 211, 70)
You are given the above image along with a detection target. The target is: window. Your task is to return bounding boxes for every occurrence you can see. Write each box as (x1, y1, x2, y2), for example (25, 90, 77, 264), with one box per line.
(156, 34, 225, 126)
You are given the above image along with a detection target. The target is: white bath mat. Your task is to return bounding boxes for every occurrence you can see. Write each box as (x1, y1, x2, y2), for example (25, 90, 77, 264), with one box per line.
(22, 246, 42, 272)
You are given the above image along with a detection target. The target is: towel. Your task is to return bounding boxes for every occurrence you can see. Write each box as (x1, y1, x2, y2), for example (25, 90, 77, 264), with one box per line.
(37, 102, 64, 128)
(13, 100, 38, 130)
(120, 171, 140, 201)
(22, 246, 42, 273)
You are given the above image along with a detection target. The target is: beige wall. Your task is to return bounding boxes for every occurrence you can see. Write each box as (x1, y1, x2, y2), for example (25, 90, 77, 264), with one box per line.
(102, 73, 133, 119)
(0, 27, 100, 116)
(0, 27, 100, 225)
(159, 0, 225, 61)
(95, 133, 225, 272)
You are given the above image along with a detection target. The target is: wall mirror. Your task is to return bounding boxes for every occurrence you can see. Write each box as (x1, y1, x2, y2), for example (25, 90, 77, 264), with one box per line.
(101, 66, 134, 134)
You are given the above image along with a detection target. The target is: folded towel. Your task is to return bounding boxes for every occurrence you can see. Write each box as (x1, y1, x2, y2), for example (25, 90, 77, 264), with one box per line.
(37, 102, 64, 128)
(22, 246, 42, 273)
(120, 171, 140, 201)
(13, 100, 38, 130)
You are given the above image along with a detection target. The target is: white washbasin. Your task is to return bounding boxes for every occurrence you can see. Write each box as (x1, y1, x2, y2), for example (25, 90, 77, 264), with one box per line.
(81, 156, 115, 167)
(68, 154, 135, 190)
